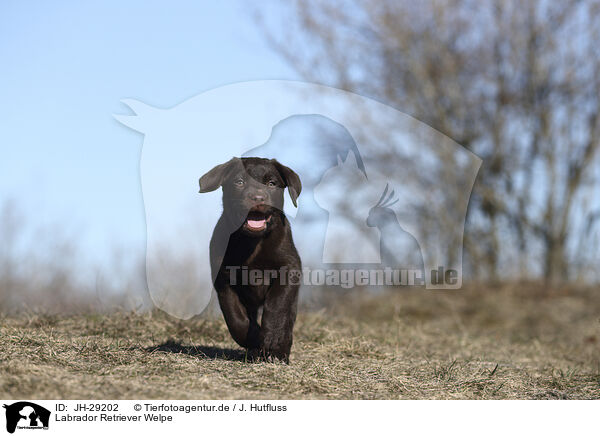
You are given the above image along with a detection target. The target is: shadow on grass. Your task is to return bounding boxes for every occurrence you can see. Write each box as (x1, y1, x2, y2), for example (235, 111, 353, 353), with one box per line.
(145, 339, 247, 361)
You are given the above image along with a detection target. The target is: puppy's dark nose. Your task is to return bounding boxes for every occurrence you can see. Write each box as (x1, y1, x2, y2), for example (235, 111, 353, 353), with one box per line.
(248, 191, 266, 203)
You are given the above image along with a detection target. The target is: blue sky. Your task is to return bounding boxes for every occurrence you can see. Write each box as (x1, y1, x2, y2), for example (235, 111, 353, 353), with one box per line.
(0, 1, 298, 266)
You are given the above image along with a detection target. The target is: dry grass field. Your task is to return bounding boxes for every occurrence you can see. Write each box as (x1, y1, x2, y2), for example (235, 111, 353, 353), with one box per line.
(1, 284, 599, 399)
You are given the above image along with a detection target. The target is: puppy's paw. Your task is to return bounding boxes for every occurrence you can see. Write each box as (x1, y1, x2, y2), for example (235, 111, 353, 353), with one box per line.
(245, 348, 261, 363)
(246, 345, 290, 364)
(262, 352, 290, 364)
(260, 343, 291, 364)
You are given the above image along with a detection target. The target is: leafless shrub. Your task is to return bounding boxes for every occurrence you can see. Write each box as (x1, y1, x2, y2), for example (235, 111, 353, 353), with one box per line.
(0, 200, 150, 314)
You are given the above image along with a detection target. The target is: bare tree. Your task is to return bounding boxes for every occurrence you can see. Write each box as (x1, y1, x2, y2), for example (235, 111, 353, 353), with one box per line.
(257, 0, 600, 284)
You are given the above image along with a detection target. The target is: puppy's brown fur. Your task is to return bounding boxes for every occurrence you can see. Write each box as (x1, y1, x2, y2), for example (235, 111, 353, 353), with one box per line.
(199, 157, 301, 363)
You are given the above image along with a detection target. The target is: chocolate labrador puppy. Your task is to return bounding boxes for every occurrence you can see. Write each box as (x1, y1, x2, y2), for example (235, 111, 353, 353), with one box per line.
(199, 157, 302, 363)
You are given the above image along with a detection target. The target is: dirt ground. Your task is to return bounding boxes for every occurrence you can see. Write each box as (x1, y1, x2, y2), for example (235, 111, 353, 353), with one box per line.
(1, 284, 598, 399)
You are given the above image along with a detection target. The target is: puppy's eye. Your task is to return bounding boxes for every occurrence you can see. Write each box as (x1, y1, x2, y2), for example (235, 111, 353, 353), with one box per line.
(267, 180, 277, 187)
(234, 179, 245, 186)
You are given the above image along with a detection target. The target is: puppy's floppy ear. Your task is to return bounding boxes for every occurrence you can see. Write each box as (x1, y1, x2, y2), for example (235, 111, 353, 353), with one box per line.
(272, 159, 302, 207)
(199, 157, 240, 193)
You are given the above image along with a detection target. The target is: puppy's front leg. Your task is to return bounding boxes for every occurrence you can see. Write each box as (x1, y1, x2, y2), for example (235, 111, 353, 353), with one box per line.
(216, 285, 260, 352)
(260, 282, 299, 363)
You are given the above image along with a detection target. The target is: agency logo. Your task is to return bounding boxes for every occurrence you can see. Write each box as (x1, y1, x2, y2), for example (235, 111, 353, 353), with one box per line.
(114, 80, 481, 319)
(3, 402, 50, 434)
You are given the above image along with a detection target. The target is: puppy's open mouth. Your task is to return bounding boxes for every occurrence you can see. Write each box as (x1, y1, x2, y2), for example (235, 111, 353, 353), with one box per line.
(244, 210, 272, 232)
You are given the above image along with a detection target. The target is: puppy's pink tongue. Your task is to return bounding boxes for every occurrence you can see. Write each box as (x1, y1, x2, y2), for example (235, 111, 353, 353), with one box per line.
(247, 218, 266, 229)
